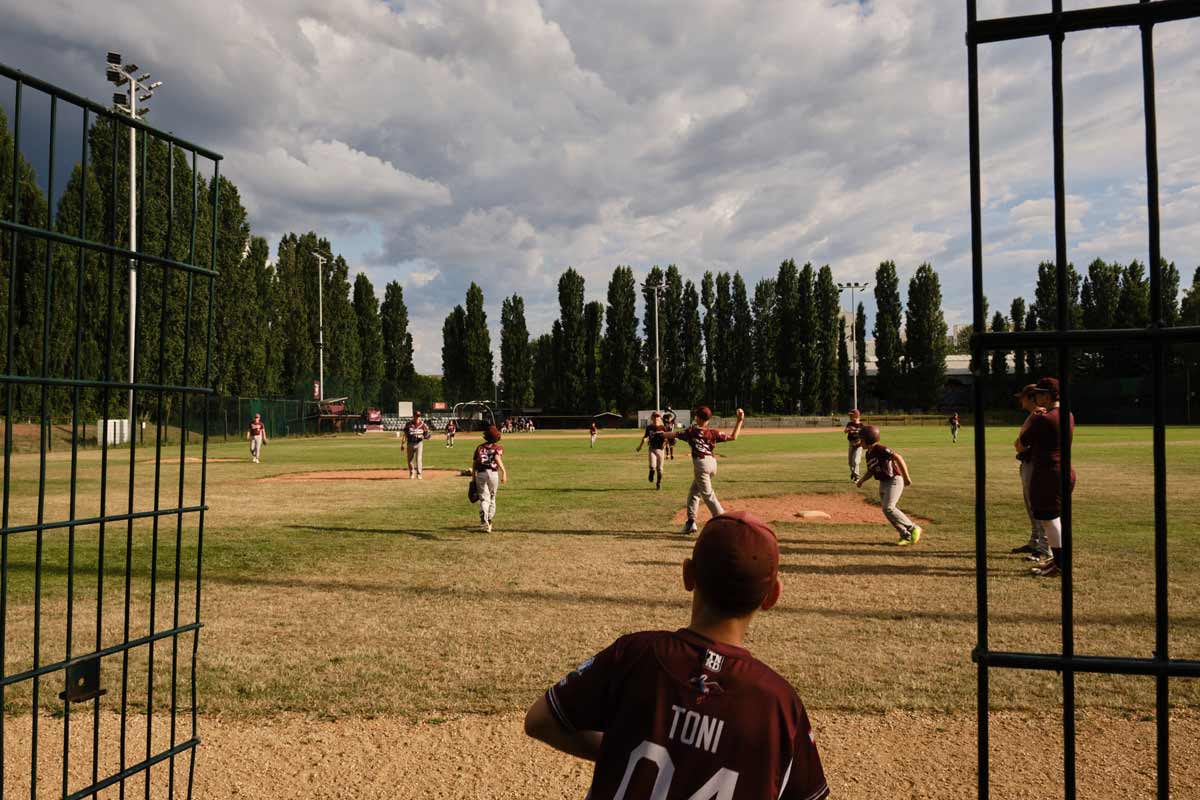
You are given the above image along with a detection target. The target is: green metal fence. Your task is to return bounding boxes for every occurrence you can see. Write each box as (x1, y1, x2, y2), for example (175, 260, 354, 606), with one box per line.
(1, 63, 219, 798)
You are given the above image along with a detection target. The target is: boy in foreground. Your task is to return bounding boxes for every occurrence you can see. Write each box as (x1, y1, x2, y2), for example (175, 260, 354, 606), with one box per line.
(525, 511, 829, 800)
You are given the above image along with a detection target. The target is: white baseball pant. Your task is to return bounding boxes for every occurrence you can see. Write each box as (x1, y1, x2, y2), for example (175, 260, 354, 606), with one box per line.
(687, 456, 724, 521)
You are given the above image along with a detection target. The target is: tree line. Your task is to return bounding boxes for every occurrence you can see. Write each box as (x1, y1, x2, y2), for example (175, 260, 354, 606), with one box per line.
(0, 109, 426, 421)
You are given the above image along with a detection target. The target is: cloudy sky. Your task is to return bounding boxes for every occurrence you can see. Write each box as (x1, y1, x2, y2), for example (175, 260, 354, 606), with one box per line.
(1, 1, 1197, 372)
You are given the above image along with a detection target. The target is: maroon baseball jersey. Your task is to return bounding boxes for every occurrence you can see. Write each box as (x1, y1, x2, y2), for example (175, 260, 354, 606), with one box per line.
(949, 415, 960, 428)
(404, 420, 429, 444)
(864, 443, 897, 480)
(590, 423, 598, 434)
(446, 421, 457, 434)
(1018, 407, 1074, 468)
(249, 420, 265, 437)
(473, 442, 503, 472)
(546, 629, 828, 800)
(678, 426, 731, 459)
(843, 420, 863, 445)
(644, 423, 668, 451)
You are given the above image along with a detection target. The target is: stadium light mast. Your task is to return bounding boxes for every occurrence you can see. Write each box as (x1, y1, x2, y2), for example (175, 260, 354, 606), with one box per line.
(644, 280, 667, 413)
(837, 281, 870, 410)
(106, 51, 162, 438)
(312, 252, 328, 402)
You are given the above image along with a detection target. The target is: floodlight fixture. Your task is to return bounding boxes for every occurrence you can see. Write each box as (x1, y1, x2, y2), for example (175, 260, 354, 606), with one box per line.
(148, 81, 163, 90)
(139, 93, 153, 102)
(124, 63, 139, 73)
(106, 68, 122, 84)
(138, 72, 150, 81)
(113, 92, 127, 106)
(107, 51, 122, 64)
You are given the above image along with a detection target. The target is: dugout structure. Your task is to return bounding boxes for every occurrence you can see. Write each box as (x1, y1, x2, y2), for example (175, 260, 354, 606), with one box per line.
(1, 63, 218, 797)
(966, 2, 1200, 798)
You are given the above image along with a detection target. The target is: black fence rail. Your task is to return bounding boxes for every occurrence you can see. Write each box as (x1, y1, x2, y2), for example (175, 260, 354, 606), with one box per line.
(1, 62, 217, 798)
(966, 3, 1200, 799)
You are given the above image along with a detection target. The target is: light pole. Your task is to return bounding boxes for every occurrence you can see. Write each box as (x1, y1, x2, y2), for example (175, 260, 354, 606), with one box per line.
(644, 280, 667, 413)
(312, 252, 327, 403)
(837, 281, 870, 411)
(106, 51, 161, 439)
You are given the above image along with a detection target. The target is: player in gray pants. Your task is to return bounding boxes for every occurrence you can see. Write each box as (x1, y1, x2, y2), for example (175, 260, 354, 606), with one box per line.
(857, 425, 924, 546)
(844, 409, 864, 482)
(1011, 385, 1049, 559)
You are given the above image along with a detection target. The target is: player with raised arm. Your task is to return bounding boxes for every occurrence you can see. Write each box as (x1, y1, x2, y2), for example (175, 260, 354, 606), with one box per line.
(472, 425, 507, 533)
(403, 410, 430, 479)
(666, 407, 745, 535)
(636, 410, 669, 490)
(525, 510, 829, 800)
(247, 413, 267, 464)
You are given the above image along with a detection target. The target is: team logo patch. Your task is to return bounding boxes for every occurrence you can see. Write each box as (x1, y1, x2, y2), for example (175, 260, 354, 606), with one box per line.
(703, 650, 724, 673)
(574, 656, 595, 674)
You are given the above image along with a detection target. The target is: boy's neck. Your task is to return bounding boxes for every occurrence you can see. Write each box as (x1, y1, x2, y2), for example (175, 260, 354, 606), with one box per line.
(688, 607, 752, 649)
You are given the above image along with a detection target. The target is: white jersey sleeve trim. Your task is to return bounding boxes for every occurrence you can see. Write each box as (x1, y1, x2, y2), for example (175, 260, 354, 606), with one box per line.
(545, 685, 577, 734)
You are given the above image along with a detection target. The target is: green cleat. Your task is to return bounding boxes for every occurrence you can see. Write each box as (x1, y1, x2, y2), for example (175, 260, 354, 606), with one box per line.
(910, 525, 923, 545)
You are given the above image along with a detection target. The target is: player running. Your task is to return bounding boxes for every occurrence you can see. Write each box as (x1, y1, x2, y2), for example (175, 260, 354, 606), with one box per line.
(445, 419, 457, 448)
(666, 407, 745, 534)
(247, 413, 267, 464)
(525, 510, 829, 800)
(662, 408, 677, 460)
(856, 425, 924, 546)
(589, 421, 598, 448)
(949, 412, 961, 443)
(403, 410, 430, 479)
(1017, 377, 1075, 578)
(844, 408, 864, 482)
(472, 425, 507, 533)
(636, 410, 669, 490)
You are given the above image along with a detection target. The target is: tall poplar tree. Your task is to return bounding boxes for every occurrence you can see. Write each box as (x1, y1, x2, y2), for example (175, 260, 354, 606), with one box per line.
(462, 282, 494, 399)
(713, 272, 734, 410)
(531, 332, 556, 410)
(904, 263, 948, 410)
(730, 273, 755, 411)
(701, 271, 716, 402)
(990, 311, 1009, 402)
(680, 280, 704, 406)
(602, 266, 642, 413)
(837, 317, 852, 411)
(642, 266, 666, 395)
(380, 281, 415, 405)
(873, 261, 904, 409)
(775, 260, 801, 411)
(353, 273, 384, 407)
(797, 263, 819, 413)
(499, 294, 534, 409)
(815, 265, 841, 413)
(441, 305, 467, 402)
(584, 300, 605, 411)
(662, 265, 685, 405)
(556, 268, 586, 410)
(1010, 297, 1027, 385)
(855, 302, 867, 399)
(752, 278, 782, 413)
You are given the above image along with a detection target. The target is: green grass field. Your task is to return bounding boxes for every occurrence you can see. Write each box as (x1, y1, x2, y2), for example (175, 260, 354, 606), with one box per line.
(3, 423, 1198, 727)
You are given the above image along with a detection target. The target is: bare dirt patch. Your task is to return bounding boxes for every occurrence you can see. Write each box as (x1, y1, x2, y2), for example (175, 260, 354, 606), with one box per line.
(7, 710, 1195, 799)
(671, 492, 931, 526)
(259, 468, 463, 482)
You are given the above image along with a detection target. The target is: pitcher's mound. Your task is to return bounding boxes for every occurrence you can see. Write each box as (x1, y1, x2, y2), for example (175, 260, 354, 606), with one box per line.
(671, 492, 929, 527)
(260, 469, 461, 482)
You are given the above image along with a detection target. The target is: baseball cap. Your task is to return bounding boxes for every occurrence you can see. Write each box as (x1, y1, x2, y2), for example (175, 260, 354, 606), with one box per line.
(414, 410, 422, 417)
(691, 511, 779, 617)
(484, 425, 502, 443)
(860, 425, 881, 445)
(1029, 377, 1060, 398)
(651, 411, 662, 418)
(848, 408, 860, 416)
(1015, 383, 1038, 398)
(693, 406, 712, 422)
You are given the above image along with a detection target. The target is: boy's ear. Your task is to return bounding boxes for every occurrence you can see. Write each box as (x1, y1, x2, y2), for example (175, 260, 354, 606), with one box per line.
(682, 558, 696, 592)
(760, 576, 782, 611)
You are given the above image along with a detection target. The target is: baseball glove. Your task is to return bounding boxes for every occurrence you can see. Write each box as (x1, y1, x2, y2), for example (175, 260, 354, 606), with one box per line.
(468, 478, 480, 503)
(423, 428, 433, 440)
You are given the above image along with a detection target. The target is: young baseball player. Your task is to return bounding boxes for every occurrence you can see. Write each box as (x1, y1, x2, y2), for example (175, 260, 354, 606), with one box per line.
(1016, 377, 1075, 578)
(636, 411, 669, 490)
(666, 407, 745, 535)
(472, 425, 507, 533)
(844, 409, 864, 482)
(403, 410, 430, 479)
(589, 421, 598, 448)
(949, 412, 961, 443)
(856, 425, 924, 546)
(525, 511, 829, 800)
(1011, 385, 1050, 561)
(247, 413, 267, 464)
(662, 409, 677, 460)
(445, 419, 457, 448)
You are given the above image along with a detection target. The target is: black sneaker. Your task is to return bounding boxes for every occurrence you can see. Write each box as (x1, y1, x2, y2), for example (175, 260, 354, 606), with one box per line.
(648, 470, 655, 483)
(1011, 543, 1036, 554)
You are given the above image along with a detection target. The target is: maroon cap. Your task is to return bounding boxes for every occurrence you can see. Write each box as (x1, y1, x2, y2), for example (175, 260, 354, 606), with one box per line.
(693, 406, 712, 422)
(692, 511, 779, 616)
(413, 410, 422, 417)
(1030, 377, 1060, 398)
(860, 425, 881, 445)
(848, 408, 861, 417)
(651, 411, 662, 418)
(484, 425, 502, 443)
(1015, 383, 1038, 398)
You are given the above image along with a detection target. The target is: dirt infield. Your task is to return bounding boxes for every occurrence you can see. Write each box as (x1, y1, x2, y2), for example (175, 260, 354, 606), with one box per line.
(8, 709, 1196, 798)
(259, 468, 463, 482)
(671, 492, 931, 526)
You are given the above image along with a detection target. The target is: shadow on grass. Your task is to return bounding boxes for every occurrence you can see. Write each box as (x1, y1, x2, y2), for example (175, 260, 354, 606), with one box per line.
(778, 544, 972, 560)
(628, 558, 976, 578)
(285, 524, 448, 541)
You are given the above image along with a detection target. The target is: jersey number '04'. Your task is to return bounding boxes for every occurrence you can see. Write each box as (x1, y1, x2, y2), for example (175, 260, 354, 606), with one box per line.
(614, 740, 739, 799)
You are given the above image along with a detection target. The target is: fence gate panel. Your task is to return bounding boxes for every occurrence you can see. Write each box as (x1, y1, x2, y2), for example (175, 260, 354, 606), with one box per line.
(966, 2, 1200, 799)
(0, 63, 219, 798)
